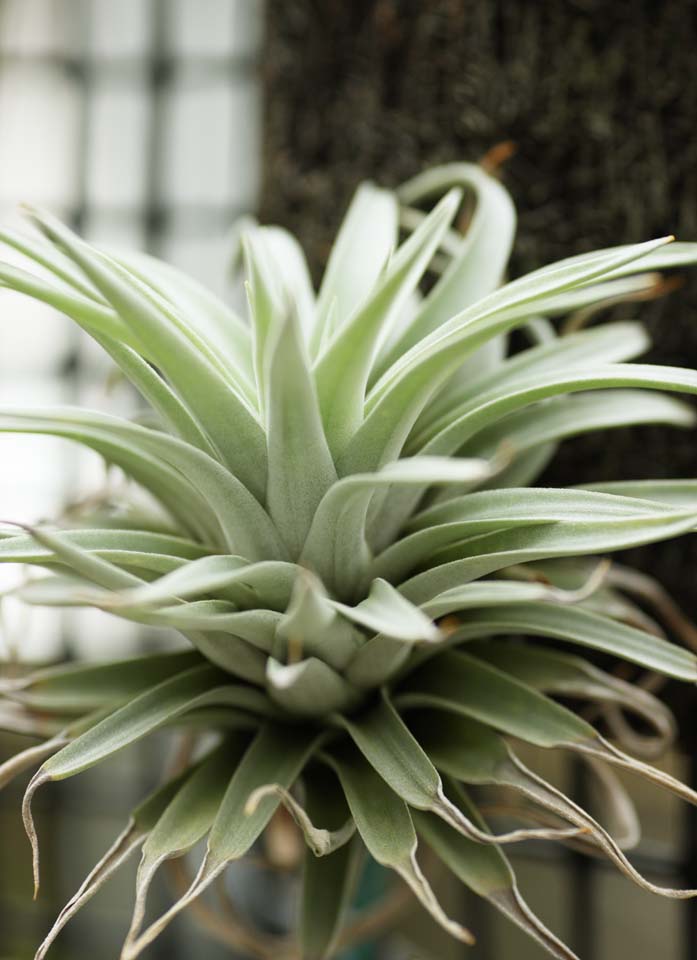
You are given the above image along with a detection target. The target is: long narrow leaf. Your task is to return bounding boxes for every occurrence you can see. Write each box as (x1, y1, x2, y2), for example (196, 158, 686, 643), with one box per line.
(314, 189, 461, 456)
(325, 742, 475, 945)
(124, 737, 249, 950)
(313, 182, 398, 353)
(414, 783, 579, 960)
(339, 238, 673, 477)
(265, 310, 337, 557)
(338, 694, 580, 845)
(25, 207, 268, 499)
(124, 723, 320, 959)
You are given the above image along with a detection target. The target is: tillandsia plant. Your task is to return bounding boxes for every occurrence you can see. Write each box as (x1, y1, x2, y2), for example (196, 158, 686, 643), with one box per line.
(5, 164, 697, 960)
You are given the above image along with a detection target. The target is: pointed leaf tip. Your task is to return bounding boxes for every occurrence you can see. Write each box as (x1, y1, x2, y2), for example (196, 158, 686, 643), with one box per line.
(22, 770, 49, 899)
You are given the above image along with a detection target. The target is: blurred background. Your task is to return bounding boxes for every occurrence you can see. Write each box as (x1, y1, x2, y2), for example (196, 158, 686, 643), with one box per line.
(1, 1, 697, 958)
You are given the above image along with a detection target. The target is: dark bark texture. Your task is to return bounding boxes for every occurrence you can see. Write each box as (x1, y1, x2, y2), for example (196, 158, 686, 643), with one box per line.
(261, 0, 697, 716)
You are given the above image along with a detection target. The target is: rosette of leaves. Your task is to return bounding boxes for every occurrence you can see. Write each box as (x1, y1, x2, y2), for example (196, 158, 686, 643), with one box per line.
(2, 163, 697, 960)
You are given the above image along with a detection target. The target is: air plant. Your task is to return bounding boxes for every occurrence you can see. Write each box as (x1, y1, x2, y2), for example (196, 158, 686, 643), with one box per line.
(2, 163, 697, 959)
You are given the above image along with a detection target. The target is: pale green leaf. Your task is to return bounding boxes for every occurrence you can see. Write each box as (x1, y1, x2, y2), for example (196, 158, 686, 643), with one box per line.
(411, 320, 651, 455)
(313, 182, 398, 353)
(0, 527, 208, 568)
(26, 207, 268, 499)
(464, 390, 695, 460)
(265, 309, 337, 557)
(338, 694, 579, 845)
(124, 724, 319, 959)
(299, 772, 362, 960)
(331, 578, 440, 643)
(325, 742, 475, 945)
(445, 602, 697, 680)
(314, 189, 461, 457)
(471, 641, 676, 757)
(125, 737, 248, 950)
(396, 650, 697, 807)
(377, 162, 516, 374)
(276, 571, 360, 671)
(411, 709, 696, 900)
(4, 650, 202, 714)
(35, 766, 195, 960)
(109, 246, 255, 399)
(399, 508, 697, 603)
(0, 225, 104, 299)
(106, 555, 298, 612)
(301, 455, 492, 597)
(340, 238, 673, 477)
(262, 226, 317, 342)
(246, 771, 355, 857)
(414, 782, 579, 960)
(0, 408, 287, 559)
(266, 657, 361, 717)
(378, 487, 686, 586)
(420, 363, 697, 456)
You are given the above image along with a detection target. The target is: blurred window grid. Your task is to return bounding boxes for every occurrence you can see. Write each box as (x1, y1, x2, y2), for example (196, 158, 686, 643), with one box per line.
(0, 0, 263, 666)
(0, 5, 262, 953)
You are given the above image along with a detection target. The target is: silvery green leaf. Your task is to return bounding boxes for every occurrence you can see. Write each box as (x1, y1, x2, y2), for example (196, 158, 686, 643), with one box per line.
(107, 555, 298, 612)
(469, 640, 676, 755)
(110, 246, 255, 397)
(397, 650, 697, 808)
(301, 455, 492, 596)
(22, 665, 273, 895)
(0, 261, 225, 454)
(578, 478, 697, 508)
(445, 602, 697, 680)
(413, 782, 579, 960)
(262, 226, 317, 342)
(265, 309, 337, 557)
(243, 226, 284, 415)
(343, 633, 412, 689)
(277, 570, 360, 671)
(35, 765, 195, 960)
(124, 723, 320, 959)
(325, 742, 475, 945)
(341, 238, 672, 476)
(338, 694, 580, 845)
(25, 206, 268, 500)
(0, 527, 207, 568)
(247, 777, 356, 857)
(411, 710, 697, 900)
(124, 737, 248, 951)
(299, 766, 362, 960)
(3, 650, 202, 713)
(266, 657, 360, 717)
(313, 181, 398, 353)
(411, 320, 651, 453)
(420, 363, 697, 456)
(0, 225, 105, 299)
(330, 578, 440, 643)
(378, 487, 689, 586)
(599, 240, 697, 277)
(399, 506, 697, 603)
(373, 323, 659, 542)
(0, 408, 287, 558)
(464, 390, 695, 460)
(379, 162, 516, 368)
(315, 189, 461, 457)
(182, 630, 267, 683)
(0, 260, 139, 349)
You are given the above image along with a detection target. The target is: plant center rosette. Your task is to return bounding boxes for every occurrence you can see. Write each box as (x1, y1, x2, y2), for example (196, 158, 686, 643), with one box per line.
(2, 164, 697, 959)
